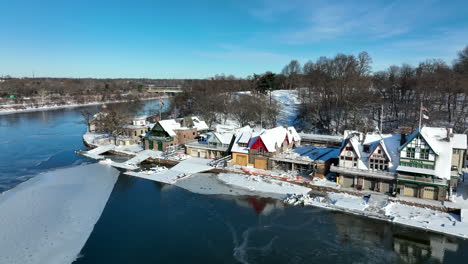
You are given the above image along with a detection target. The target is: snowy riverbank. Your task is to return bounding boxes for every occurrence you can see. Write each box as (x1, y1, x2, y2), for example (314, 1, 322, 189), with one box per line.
(0, 164, 119, 264)
(0, 96, 168, 115)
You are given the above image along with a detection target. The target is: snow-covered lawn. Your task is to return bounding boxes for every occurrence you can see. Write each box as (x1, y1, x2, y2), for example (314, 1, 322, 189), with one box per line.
(271, 89, 301, 126)
(218, 173, 310, 196)
(328, 193, 369, 211)
(0, 164, 119, 264)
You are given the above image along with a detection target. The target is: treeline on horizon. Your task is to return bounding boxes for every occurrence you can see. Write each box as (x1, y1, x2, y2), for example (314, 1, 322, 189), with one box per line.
(1, 45, 468, 134)
(173, 45, 468, 134)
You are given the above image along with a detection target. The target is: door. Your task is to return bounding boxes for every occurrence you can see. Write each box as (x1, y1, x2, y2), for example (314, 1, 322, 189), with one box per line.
(149, 140, 153, 150)
(254, 158, 267, 170)
(342, 176, 353, 188)
(236, 155, 247, 166)
(158, 141, 163, 151)
(363, 179, 372, 190)
(380, 182, 389, 193)
(403, 185, 417, 197)
(423, 187, 438, 200)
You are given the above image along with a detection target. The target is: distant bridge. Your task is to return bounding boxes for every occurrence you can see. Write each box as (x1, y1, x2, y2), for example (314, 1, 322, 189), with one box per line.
(147, 86, 183, 94)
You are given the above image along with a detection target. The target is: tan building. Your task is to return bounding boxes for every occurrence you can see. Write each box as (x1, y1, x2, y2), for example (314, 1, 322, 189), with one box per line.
(231, 126, 301, 170)
(185, 131, 234, 159)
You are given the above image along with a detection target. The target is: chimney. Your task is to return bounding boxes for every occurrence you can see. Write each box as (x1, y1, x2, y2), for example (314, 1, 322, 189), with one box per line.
(400, 133, 406, 146)
(446, 128, 453, 140)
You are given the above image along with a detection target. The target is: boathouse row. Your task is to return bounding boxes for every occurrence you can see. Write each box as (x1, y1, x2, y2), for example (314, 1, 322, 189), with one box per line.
(331, 127, 467, 201)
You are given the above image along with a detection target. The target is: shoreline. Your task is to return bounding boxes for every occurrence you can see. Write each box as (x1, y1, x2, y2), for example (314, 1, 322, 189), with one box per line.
(0, 96, 170, 116)
(80, 133, 468, 240)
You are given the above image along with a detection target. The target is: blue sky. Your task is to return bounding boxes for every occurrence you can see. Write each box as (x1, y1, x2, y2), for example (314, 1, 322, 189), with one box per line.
(1, 0, 468, 78)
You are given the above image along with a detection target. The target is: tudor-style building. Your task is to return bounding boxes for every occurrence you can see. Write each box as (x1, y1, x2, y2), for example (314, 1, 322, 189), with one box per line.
(331, 131, 401, 194)
(396, 127, 467, 201)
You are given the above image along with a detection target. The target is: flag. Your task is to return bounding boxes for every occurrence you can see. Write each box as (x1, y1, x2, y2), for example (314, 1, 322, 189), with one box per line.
(422, 107, 429, 112)
(159, 97, 164, 106)
(423, 114, 429, 120)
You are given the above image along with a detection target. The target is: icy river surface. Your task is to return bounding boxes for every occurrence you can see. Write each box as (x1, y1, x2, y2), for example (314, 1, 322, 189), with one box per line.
(1, 102, 468, 264)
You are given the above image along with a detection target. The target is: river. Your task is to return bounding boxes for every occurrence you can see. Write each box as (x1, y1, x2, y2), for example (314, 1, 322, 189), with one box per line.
(1, 100, 467, 264)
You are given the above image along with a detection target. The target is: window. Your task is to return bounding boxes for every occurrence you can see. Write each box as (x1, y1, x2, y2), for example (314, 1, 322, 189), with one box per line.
(353, 157, 357, 161)
(377, 149, 381, 154)
(346, 146, 353, 151)
(134, 131, 137, 136)
(353, 163, 357, 167)
(345, 157, 352, 161)
(406, 147, 415, 158)
(340, 156, 344, 160)
(193, 132, 196, 135)
(370, 164, 374, 169)
(363, 145, 370, 152)
(420, 149, 429, 160)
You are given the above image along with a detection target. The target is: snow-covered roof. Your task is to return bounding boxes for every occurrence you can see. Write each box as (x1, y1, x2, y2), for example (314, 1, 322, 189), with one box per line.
(215, 124, 238, 133)
(214, 132, 234, 145)
(399, 127, 466, 179)
(453, 134, 467, 150)
(287, 127, 301, 142)
(231, 126, 258, 154)
(191, 116, 209, 131)
(298, 132, 343, 142)
(341, 130, 401, 172)
(158, 119, 180, 137)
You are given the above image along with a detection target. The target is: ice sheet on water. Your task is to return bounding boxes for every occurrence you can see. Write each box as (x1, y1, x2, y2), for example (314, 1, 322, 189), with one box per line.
(0, 163, 119, 264)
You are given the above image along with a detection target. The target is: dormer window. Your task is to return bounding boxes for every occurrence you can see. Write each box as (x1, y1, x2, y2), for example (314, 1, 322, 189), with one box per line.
(363, 145, 370, 152)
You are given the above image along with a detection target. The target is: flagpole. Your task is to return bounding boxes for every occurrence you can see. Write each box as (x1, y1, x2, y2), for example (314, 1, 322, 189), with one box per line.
(159, 96, 162, 121)
(419, 101, 422, 131)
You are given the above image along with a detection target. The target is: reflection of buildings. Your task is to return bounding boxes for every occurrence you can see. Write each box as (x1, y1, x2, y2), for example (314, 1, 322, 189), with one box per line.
(333, 214, 459, 263)
(393, 233, 458, 263)
(234, 197, 284, 216)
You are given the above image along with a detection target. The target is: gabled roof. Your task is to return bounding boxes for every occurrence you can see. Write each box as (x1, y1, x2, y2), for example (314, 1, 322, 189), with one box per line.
(191, 116, 209, 131)
(340, 130, 401, 172)
(231, 126, 257, 154)
(397, 127, 464, 180)
(158, 119, 180, 137)
(399, 128, 438, 155)
(213, 132, 234, 145)
(453, 134, 467, 149)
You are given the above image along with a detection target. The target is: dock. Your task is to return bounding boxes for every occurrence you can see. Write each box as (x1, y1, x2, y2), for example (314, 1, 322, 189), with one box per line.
(125, 157, 214, 184)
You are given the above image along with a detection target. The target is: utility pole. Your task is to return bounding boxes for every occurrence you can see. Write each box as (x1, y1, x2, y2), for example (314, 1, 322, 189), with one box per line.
(159, 96, 162, 121)
(418, 101, 422, 131)
(380, 104, 383, 132)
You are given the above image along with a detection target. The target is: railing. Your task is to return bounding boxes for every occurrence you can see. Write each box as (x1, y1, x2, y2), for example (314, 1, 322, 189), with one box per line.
(330, 165, 396, 180)
(397, 174, 447, 186)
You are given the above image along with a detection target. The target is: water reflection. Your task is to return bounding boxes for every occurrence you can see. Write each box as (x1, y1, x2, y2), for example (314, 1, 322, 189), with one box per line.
(333, 211, 461, 263)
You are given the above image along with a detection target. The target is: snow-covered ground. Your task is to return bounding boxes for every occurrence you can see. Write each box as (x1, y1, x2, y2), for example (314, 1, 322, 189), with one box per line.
(218, 173, 311, 196)
(0, 96, 165, 115)
(270, 89, 301, 126)
(384, 202, 468, 238)
(0, 163, 119, 264)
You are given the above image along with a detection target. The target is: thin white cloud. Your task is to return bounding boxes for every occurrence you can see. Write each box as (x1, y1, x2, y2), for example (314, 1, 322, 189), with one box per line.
(247, 0, 462, 45)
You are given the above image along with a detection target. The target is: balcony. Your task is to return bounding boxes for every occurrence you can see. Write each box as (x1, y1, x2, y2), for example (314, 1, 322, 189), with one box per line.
(397, 174, 447, 186)
(185, 141, 229, 152)
(330, 165, 396, 180)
